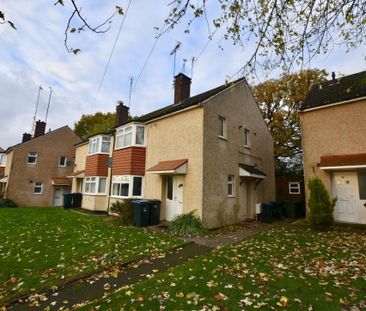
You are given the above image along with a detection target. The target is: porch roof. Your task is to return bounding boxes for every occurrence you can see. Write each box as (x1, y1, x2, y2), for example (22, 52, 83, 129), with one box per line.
(0, 175, 8, 183)
(67, 170, 85, 178)
(147, 159, 188, 175)
(319, 153, 366, 170)
(52, 177, 72, 186)
(239, 164, 266, 179)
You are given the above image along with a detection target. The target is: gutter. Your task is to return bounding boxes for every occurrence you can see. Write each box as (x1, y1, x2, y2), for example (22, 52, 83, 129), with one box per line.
(301, 95, 366, 113)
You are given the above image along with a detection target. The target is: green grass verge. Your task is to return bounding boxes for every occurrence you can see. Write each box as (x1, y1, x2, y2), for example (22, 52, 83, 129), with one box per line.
(0, 207, 183, 304)
(83, 227, 366, 310)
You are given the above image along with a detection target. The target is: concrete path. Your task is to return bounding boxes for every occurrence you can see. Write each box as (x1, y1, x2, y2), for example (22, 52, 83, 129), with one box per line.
(186, 219, 292, 248)
(9, 243, 211, 310)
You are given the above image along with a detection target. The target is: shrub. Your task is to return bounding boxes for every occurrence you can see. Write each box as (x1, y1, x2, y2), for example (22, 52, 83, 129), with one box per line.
(110, 199, 133, 225)
(168, 210, 207, 237)
(308, 177, 336, 230)
(0, 198, 17, 208)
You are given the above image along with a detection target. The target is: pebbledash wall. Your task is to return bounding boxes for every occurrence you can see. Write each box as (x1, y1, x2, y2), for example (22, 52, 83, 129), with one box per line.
(202, 81, 275, 228)
(144, 106, 205, 220)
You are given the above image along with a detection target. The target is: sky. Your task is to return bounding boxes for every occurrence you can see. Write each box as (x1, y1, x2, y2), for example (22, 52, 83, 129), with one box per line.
(0, 0, 365, 149)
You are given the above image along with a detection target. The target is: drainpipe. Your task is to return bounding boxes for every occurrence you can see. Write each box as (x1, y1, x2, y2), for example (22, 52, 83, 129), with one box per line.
(107, 134, 116, 215)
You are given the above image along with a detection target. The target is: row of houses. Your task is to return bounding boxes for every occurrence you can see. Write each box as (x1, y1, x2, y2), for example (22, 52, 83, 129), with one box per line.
(1, 70, 365, 226)
(0, 73, 275, 228)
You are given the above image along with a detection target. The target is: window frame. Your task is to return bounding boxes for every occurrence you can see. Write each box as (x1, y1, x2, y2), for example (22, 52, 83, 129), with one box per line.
(33, 182, 43, 194)
(0, 154, 6, 166)
(115, 123, 146, 150)
(27, 152, 37, 165)
(58, 156, 67, 167)
(227, 175, 235, 197)
(244, 128, 250, 147)
(111, 175, 144, 198)
(218, 116, 227, 139)
(289, 182, 301, 195)
(88, 135, 111, 155)
(83, 176, 107, 195)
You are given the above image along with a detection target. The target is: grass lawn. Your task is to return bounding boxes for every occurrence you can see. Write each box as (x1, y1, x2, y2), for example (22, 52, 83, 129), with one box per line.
(0, 207, 183, 304)
(83, 226, 366, 310)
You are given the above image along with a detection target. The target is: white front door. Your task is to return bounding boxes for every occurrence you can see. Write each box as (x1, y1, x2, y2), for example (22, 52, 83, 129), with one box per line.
(53, 188, 65, 206)
(165, 176, 184, 221)
(356, 172, 366, 224)
(332, 172, 359, 223)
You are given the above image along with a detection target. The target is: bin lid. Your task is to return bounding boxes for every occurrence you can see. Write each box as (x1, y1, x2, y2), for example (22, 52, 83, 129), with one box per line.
(132, 199, 150, 204)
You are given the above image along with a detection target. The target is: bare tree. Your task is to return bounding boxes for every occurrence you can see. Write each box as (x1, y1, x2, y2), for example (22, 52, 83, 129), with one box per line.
(165, 0, 366, 76)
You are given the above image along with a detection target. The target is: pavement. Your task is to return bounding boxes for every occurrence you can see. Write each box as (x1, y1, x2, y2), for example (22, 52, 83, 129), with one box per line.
(7, 219, 289, 310)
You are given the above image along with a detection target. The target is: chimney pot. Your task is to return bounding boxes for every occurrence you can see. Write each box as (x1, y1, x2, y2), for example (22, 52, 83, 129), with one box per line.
(34, 120, 46, 138)
(22, 133, 32, 143)
(115, 101, 129, 127)
(174, 73, 191, 105)
(331, 71, 336, 81)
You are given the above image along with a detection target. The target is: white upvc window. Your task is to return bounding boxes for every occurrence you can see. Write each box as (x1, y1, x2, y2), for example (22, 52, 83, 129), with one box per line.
(218, 116, 227, 139)
(27, 152, 37, 165)
(244, 128, 250, 147)
(88, 135, 111, 155)
(84, 176, 107, 195)
(0, 154, 6, 166)
(33, 182, 43, 194)
(115, 124, 146, 149)
(227, 175, 235, 197)
(111, 175, 143, 198)
(59, 156, 67, 167)
(289, 182, 301, 194)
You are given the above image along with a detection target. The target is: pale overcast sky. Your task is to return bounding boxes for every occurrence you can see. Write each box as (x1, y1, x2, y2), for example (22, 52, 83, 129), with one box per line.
(0, 1, 365, 149)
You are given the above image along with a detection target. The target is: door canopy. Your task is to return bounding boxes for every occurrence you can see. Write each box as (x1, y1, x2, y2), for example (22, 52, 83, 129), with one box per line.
(239, 163, 266, 179)
(147, 159, 188, 175)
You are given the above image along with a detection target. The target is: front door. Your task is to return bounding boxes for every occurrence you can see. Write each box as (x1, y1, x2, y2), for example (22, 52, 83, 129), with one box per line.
(165, 176, 184, 221)
(332, 172, 358, 223)
(53, 187, 65, 206)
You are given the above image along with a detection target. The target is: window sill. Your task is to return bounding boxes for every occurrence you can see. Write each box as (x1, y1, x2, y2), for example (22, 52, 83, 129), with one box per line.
(83, 193, 107, 196)
(58, 166, 66, 168)
(27, 163, 37, 166)
(33, 193, 43, 195)
(243, 145, 251, 150)
(87, 152, 110, 156)
(114, 144, 146, 151)
(227, 195, 236, 198)
(110, 195, 143, 199)
(218, 136, 227, 141)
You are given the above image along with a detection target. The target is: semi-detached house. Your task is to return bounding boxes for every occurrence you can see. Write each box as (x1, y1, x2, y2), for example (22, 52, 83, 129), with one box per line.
(71, 73, 275, 228)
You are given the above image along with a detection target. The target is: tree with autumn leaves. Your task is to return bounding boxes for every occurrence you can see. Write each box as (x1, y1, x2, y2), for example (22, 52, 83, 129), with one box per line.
(253, 69, 328, 175)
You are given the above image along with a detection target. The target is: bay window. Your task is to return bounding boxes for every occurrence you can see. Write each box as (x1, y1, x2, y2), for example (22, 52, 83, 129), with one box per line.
(112, 175, 143, 198)
(88, 135, 111, 155)
(84, 177, 107, 195)
(115, 124, 146, 149)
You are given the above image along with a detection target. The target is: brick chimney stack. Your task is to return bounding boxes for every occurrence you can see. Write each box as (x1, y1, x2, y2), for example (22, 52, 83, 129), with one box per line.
(115, 101, 129, 127)
(22, 133, 32, 143)
(34, 120, 46, 138)
(174, 73, 191, 105)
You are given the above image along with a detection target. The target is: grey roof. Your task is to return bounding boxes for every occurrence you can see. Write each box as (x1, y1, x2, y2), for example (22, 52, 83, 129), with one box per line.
(302, 70, 366, 110)
(132, 77, 245, 123)
(0, 147, 4, 153)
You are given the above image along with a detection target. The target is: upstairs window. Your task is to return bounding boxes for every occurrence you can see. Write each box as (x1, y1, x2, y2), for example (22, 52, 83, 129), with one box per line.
(289, 182, 301, 194)
(59, 156, 67, 167)
(244, 128, 250, 147)
(218, 116, 226, 139)
(27, 152, 37, 165)
(0, 154, 6, 166)
(115, 124, 146, 149)
(88, 135, 111, 155)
